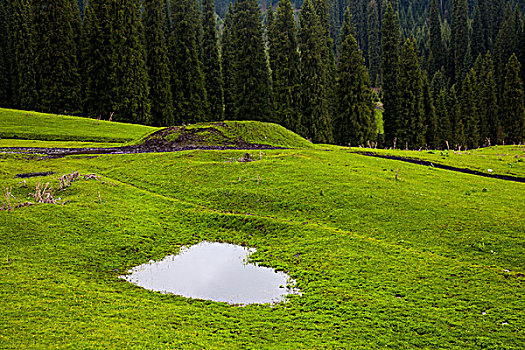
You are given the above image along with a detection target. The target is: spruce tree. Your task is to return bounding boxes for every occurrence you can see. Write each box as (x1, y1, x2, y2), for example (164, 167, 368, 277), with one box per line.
(299, 0, 333, 143)
(269, 0, 302, 133)
(435, 87, 452, 148)
(501, 54, 525, 144)
(470, 5, 485, 61)
(494, 3, 521, 97)
(10, 0, 38, 110)
(169, 0, 207, 124)
(201, 0, 224, 121)
(0, 0, 11, 107)
(476, 53, 499, 145)
(144, 0, 173, 126)
(335, 8, 375, 146)
(422, 73, 437, 149)
(448, 84, 461, 147)
(221, 3, 236, 120)
(381, 2, 400, 147)
(428, 0, 445, 76)
(33, 0, 81, 114)
(367, 0, 380, 86)
(229, 0, 272, 122)
(451, 0, 469, 84)
(82, 0, 115, 118)
(459, 69, 480, 148)
(396, 37, 425, 149)
(110, 0, 151, 124)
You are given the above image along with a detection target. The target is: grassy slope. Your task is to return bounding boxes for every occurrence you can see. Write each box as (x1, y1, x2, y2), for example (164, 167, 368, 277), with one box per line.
(1, 147, 524, 349)
(0, 108, 158, 143)
(356, 146, 525, 178)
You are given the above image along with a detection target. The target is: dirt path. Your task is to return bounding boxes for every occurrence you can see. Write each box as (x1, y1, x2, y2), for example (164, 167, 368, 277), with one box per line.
(0, 144, 284, 159)
(353, 151, 525, 183)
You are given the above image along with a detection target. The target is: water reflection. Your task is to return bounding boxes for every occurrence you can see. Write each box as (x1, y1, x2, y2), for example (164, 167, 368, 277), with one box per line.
(119, 241, 300, 305)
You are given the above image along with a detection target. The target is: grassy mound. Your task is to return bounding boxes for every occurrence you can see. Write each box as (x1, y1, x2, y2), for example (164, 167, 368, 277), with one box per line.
(0, 108, 159, 143)
(130, 121, 314, 149)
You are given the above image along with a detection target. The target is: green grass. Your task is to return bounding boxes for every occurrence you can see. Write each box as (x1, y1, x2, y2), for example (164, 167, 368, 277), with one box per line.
(357, 146, 525, 178)
(1, 146, 524, 348)
(0, 108, 159, 142)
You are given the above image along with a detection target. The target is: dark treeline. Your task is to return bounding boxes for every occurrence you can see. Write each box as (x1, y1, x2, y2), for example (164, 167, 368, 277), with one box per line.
(0, 0, 524, 148)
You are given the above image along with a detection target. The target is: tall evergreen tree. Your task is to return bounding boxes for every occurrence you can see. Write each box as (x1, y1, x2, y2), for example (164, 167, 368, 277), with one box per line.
(396, 37, 425, 149)
(335, 8, 375, 146)
(367, 0, 380, 86)
(33, 0, 81, 114)
(501, 54, 525, 144)
(229, 0, 272, 122)
(221, 3, 236, 120)
(82, 0, 115, 118)
(299, 0, 333, 143)
(201, 0, 224, 121)
(10, 0, 38, 110)
(422, 73, 437, 148)
(475, 53, 499, 145)
(459, 69, 480, 148)
(428, 0, 445, 76)
(470, 5, 485, 61)
(169, 0, 207, 124)
(269, 0, 302, 132)
(451, 0, 469, 84)
(110, 0, 151, 124)
(435, 87, 452, 148)
(144, 0, 173, 126)
(0, 0, 12, 107)
(494, 3, 521, 97)
(381, 2, 400, 147)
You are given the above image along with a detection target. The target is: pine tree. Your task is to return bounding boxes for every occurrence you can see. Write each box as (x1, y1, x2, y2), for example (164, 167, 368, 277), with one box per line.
(428, 0, 445, 76)
(144, 0, 173, 126)
(381, 2, 400, 147)
(435, 87, 451, 148)
(169, 0, 207, 124)
(0, 0, 12, 107)
(221, 3, 236, 120)
(299, 0, 333, 143)
(335, 8, 375, 146)
(501, 54, 525, 144)
(422, 73, 437, 149)
(459, 69, 479, 148)
(475, 53, 499, 145)
(110, 0, 151, 124)
(230, 0, 272, 122)
(396, 37, 425, 149)
(451, 0, 469, 84)
(269, 0, 302, 133)
(33, 0, 81, 114)
(470, 5, 485, 61)
(201, 0, 224, 121)
(82, 0, 115, 118)
(367, 0, 380, 86)
(494, 3, 521, 97)
(10, 0, 38, 110)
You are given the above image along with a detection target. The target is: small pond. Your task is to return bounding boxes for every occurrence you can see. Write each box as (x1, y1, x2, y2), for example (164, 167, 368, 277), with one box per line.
(119, 241, 300, 305)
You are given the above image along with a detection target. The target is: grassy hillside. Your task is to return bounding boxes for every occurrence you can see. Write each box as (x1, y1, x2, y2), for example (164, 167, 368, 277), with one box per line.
(1, 146, 523, 348)
(0, 108, 159, 143)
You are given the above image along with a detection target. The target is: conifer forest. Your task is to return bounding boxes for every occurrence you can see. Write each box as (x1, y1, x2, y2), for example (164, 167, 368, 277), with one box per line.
(0, 0, 524, 149)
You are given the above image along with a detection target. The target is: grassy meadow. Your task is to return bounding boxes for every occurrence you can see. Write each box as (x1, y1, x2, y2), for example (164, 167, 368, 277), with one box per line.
(0, 112, 524, 349)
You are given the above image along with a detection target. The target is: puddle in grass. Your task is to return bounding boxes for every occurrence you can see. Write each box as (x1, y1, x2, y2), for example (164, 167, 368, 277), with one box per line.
(119, 241, 300, 305)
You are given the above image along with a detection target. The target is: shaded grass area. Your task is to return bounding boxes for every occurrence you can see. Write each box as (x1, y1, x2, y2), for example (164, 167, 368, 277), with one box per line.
(0, 108, 158, 142)
(355, 146, 525, 178)
(1, 148, 524, 349)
